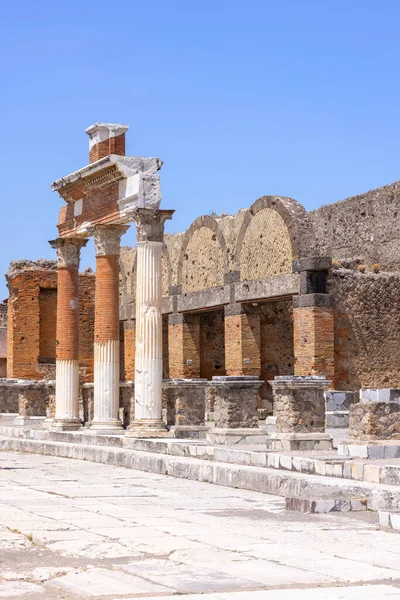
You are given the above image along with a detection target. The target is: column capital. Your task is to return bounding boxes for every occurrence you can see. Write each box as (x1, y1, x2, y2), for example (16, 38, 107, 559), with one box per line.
(133, 208, 174, 243)
(91, 224, 129, 256)
(49, 237, 88, 269)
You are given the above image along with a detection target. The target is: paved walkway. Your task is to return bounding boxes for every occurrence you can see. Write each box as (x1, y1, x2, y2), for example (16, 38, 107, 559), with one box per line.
(0, 451, 399, 599)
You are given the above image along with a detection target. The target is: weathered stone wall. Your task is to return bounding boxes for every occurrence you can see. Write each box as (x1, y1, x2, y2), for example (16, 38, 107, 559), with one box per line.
(0, 380, 55, 416)
(0, 302, 7, 378)
(240, 209, 292, 280)
(330, 269, 400, 390)
(349, 402, 400, 440)
(308, 181, 400, 271)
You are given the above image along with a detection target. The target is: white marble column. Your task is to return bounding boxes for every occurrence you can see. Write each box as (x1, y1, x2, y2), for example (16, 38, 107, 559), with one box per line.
(50, 237, 88, 431)
(125, 208, 173, 439)
(90, 225, 128, 432)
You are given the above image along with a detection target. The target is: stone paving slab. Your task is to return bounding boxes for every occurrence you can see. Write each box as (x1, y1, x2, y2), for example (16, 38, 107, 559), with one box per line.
(1, 451, 400, 598)
(122, 587, 400, 599)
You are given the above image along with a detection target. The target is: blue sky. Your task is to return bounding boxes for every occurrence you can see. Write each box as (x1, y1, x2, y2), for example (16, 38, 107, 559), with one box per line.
(1, 0, 400, 298)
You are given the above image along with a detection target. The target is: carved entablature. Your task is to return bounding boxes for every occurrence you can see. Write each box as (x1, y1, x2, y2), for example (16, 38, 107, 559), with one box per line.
(53, 150, 164, 238)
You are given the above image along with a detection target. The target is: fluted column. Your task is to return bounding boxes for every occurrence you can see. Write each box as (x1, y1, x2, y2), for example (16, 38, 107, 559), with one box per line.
(50, 237, 88, 430)
(90, 225, 128, 431)
(126, 208, 173, 439)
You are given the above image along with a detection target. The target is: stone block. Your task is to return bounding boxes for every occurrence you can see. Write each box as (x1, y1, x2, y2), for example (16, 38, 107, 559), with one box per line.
(210, 376, 262, 429)
(350, 463, 364, 480)
(364, 465, 381, 484)
(325, 391, 355, 411)
(325, 411, 349, 428)
(271, 376, 329, 434)
(360, 388, 400, 404)
(389, 513, 400, 531)
(349, 402, 400, 440)
(276, 432, 333, 452)
(380, 466, 400, 486)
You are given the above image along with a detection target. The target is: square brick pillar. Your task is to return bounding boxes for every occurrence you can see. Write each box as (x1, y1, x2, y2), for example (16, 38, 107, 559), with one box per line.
(168, 313, 201, 379)
(292, 257, 334, 382)
(224, 304, 261, 377)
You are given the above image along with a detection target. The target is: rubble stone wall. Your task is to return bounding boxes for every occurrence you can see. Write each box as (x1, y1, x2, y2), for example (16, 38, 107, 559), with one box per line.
(308, 181, 400, 271)
(330, 269, 400, 390)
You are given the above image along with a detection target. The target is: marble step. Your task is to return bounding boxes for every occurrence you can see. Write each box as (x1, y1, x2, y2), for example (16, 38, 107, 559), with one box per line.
(0, 434, 399, 513)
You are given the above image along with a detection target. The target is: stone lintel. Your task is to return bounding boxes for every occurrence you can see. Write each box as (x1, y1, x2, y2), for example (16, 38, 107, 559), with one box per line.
(293, 294, 332, 309)
(292, 256, 332, 273)
(177, 286, 230, 313)
(235, 274, 299, 303)
(168, 284, 182, 296)
(224, 303, 259, 317)
(168, 313, 199, 326)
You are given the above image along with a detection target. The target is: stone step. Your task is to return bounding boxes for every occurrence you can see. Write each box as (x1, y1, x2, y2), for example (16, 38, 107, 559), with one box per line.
(339, 441, 400, 459)
(0, 425, 124, 447)
(0, 433, 399, 512)
(2, 425, 400, 490)
(285, 496, 367, 514)
(379, 511, 400, 531)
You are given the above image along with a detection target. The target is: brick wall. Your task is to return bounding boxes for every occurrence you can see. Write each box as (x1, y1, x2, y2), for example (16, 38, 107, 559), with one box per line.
(78, 274, 95, 382)
(168, 314, 201, 379)
(260, 300, 294, 410)
(38, 288, 57, 363)
(200, 310, 226, 379)
(89, 133, 125, 163)
(7, 269, 94, 382)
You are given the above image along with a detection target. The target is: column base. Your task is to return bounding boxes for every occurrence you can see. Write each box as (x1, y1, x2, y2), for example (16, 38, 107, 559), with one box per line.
(267, 432, 333, 452)
(51, 418, 83, 432)
(89, 419, 124, 434)
(125, 419, 171, 440)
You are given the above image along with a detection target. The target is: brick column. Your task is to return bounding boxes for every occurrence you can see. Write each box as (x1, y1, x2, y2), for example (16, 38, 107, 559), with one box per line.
(292, 257, 334, 381)
(125, 208, 173, 439)
(224, 304, 261, 376)
(168, 313, 201, 379)
(50, 237, 87, 430)
(90, 225, 128, 431)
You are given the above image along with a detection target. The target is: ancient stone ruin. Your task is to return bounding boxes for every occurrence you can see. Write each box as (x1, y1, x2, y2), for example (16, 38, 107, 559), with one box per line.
(1, 122, 400, 527)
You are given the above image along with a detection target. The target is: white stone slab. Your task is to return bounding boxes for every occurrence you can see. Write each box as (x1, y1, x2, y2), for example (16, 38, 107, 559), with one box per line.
(0, 581, 44, 597)
(120, 558, 262, 593)
(51, 567, 174, 596)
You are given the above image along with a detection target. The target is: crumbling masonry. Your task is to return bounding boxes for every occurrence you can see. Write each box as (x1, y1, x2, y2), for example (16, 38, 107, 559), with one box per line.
(3, 123, 400, 445)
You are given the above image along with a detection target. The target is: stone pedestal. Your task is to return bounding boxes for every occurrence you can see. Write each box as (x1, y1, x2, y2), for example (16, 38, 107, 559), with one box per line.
(325, 390, 355, 428)
(209, 376, 262, 430)
(90, 225, 127, 433)
(350, 401, 400, 441)
(164, 379, 208, 428)
(270, 375, 332, 450)
(50, 238, 87, 431)
(125, 209, 174, 441)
